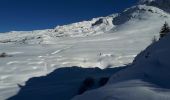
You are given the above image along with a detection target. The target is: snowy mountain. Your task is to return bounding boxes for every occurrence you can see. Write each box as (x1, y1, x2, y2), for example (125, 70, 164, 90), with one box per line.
(0, 0, 170, 44)
(139, 0, 170, 12)
(72, 28, 170, 100)
(1, 0, 170, 100)
(0, 15, 116, 44)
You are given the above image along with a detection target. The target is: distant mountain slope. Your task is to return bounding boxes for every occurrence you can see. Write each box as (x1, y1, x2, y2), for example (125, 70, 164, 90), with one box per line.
(1, 0, 170, 44)
(0, 15, 116, 44)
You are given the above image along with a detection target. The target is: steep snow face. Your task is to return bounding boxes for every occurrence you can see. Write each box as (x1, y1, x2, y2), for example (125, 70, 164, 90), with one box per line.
(113, 5, 169, 25)
(72, 34, 170, 100)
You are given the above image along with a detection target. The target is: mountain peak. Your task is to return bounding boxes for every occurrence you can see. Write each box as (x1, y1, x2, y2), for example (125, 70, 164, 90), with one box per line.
(139, 0, 170, 11)
(139, 0, 170, 4)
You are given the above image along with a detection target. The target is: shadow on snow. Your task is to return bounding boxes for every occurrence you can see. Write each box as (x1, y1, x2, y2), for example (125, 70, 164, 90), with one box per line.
(7, 66, 125, 100)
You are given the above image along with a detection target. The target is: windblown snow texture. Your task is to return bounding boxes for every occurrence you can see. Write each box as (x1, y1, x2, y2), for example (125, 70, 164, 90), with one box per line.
(72, 32, 170, 100)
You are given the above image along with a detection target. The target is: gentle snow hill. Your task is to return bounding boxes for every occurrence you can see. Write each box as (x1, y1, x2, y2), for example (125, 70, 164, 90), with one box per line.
(72, 33, 170, 100)
(1, 0, 170, 100)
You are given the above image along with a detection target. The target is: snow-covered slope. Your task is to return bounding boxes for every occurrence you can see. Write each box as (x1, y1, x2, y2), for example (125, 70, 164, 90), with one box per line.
(0, 15, 116, 44)
(72, 32, 170, 100)
(1, 0, 170, 100)
(7, 67, 124, 100)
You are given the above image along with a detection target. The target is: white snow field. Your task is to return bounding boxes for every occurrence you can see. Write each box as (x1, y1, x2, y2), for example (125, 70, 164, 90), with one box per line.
(1, 0, 170, 99)
(72, 24, 170, 100)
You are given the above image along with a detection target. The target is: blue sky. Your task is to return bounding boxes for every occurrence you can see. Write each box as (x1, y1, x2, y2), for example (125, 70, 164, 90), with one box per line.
(0, 0, 137, 32)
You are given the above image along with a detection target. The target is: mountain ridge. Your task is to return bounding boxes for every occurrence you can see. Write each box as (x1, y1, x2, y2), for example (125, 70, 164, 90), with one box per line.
(1, 1, 170, 44)
(139, 0, 170, 12)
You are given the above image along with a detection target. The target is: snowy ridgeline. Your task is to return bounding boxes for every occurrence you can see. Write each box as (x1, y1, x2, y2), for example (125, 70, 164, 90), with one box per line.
(0, 1, 170, 44)
(139, 0, 170, 9)
(0, 15, 115, 44)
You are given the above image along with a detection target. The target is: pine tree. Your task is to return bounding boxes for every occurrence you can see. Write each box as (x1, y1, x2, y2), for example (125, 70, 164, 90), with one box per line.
(160, 22, 170, 39)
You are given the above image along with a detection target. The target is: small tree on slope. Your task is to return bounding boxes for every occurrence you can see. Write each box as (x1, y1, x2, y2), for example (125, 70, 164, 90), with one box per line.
(160, 22, 170, 39)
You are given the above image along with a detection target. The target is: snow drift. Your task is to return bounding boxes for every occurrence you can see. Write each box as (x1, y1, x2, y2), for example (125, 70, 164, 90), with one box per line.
(72, 34, 170, 100)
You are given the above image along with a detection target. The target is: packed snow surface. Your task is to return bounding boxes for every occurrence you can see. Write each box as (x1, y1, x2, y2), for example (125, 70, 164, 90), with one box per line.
(1, 1, 170, 100)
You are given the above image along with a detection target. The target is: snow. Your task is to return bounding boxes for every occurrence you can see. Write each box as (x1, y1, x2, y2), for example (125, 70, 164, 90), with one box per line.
(1, 1, 170, 100)
(72, 24, 170, 100)
(7, 67, 124, 100)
